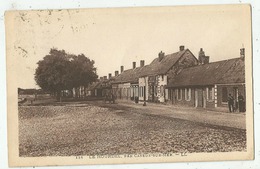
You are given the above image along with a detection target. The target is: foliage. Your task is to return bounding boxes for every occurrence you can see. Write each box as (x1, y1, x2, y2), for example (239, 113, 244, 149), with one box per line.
(34, 48, 98, 98)
(69, 54, 98, 88)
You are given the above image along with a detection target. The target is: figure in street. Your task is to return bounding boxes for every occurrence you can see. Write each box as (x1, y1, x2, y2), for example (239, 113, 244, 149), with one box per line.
(227, 93, 234, 112)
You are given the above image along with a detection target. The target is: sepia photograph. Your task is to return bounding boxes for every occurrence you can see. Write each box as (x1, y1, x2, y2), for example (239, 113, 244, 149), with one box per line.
(5, 4, 253, 167)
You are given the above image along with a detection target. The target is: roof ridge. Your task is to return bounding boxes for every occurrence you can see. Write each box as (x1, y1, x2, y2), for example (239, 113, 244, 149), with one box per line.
(167, 57, 244, 87)
(181, 57, 242, 70)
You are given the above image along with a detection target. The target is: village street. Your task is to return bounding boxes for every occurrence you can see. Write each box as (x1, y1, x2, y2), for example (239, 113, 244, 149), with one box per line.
(115, 100, 246, 129)
(19, 100, 246, 157)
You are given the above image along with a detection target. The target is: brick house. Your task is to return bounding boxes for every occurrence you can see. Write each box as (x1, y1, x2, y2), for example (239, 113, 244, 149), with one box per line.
(167, 50, 245, 110)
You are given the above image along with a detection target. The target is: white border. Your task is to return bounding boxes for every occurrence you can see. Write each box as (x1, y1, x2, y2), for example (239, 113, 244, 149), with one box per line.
(1, 0, 260, 169)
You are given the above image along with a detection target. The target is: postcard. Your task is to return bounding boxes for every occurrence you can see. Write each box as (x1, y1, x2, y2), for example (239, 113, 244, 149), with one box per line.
(5, 4, 253, 167)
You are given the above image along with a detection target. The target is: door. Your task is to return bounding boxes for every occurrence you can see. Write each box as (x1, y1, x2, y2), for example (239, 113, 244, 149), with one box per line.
(233, 87, 238, 110)
(202, 88, 206, 108)
(198, 89, 203, 107)
(196, 88, 206, 108)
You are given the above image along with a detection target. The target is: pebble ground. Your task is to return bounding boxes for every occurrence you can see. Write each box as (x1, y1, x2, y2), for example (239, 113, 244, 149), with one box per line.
(18, 102, 246, 157)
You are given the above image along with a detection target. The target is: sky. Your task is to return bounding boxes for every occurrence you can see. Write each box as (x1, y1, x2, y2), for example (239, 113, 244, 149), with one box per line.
(5, 4, 251, 89)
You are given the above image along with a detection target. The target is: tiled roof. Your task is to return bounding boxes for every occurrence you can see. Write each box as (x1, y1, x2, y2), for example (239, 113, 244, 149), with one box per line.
(112, 65, 149, 84)
(140, 49, 187, 76)
(167, 57, 245, 87)
(113, 49, 189, 84)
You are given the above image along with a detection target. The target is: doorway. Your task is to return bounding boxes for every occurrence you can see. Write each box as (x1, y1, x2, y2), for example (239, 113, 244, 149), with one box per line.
(195, 88, 206, 108)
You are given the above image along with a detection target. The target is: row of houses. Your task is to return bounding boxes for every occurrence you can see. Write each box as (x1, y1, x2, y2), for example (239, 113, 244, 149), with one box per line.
(84, 46, 246, 110)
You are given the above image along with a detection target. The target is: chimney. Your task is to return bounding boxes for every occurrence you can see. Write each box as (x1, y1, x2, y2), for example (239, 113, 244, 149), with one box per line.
(198, 48, 210, 64)
(198, 48, 207, 64)
(179, 45, 185, 51)
(115, 70, 119, 76)
(103, 76, 107, 80)
(108, 73, 112, 79)
(120, 66, 124, 73)
(199, 48, 205, 57)
(158, 51, 165, 62)
(140, 60, 145, 67)
(240, 48, 245, 59)
(204, 56, 210, 64)
(132, 62, 136, 69)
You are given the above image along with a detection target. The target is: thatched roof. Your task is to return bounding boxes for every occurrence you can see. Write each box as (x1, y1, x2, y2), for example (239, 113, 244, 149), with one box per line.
(167, 57, 245, 88)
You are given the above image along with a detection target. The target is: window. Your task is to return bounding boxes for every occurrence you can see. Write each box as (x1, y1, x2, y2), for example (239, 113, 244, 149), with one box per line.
(135, 86, 138, 97)
(207, 87, 214, 101)
(165, 89, 169, 99)
(185, 88, 191, 101)
(222, 87, 228, 102)
(209, 87, 214, 100)
(130, 87, 134, 97)
(177, 89, 182, 100)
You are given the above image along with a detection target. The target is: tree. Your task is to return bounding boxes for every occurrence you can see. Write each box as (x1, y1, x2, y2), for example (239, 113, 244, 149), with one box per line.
(34, 48, 98, 101)
(69, 54, 98, 88)
(68, 54, 98, 97)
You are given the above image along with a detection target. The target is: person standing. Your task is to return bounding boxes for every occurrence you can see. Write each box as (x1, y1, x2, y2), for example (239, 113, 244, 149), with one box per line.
(238, 93, 245, 112)
(227, 93, 234, 112)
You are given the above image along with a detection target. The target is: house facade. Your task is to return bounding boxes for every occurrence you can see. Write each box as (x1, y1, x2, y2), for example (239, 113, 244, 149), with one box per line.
(167, 51, 245, 111)
(111, 63, 145, 101)
(111, 46, 198, 103)
(92, 46, 246, 111)
(138, 46, 198, 103)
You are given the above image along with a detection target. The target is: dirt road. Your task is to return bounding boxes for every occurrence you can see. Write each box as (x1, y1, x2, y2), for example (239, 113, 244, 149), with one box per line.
(19, 101, 246, 157)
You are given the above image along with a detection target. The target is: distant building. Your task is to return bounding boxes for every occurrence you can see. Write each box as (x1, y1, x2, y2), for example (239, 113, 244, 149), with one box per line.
(111, 63, 145, 100)
(86, 81, 101, 97)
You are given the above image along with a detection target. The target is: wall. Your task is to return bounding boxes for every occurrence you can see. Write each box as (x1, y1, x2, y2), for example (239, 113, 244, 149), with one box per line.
(205, 86, 215, 108)
(216, 84, 246, 108)
(156, 75, 167, 102)
(138, 77, 148, 101)
(167, 50, 198, 80)
(177, 50, 198, 68)
(112, 83, 131, 100)
(169, 86, 216, 109)
(170, 88, 195, 107)
(130, 83, 139, 100)
(166, 50, 198, 103)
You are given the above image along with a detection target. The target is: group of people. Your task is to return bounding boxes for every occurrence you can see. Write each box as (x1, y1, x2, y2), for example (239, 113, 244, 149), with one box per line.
(227, 93, 245, 113)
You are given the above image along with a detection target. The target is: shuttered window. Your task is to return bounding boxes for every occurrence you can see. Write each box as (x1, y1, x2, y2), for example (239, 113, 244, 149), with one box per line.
(185, 88, 191, 101)
(177, 89, 182, 100)
(206, 87, 214, 101)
